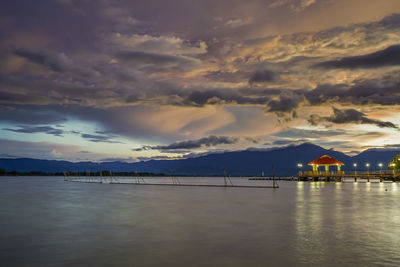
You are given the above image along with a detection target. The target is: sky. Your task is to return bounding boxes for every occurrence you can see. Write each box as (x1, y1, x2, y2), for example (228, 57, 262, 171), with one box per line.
(1, 0, 400, 162)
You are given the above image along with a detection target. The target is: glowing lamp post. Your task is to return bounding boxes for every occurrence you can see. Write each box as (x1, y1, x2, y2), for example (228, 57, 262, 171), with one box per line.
(297, 163, 303, 168)
(297, 163, 303, 176)
(378, 163, 383, 174)
(366, 163, 370, 177)
(353, 163, 357, 176)
(390, 163, 396, 175)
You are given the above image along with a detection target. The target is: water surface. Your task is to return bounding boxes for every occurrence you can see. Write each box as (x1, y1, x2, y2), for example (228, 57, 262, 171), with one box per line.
(1, 176, 400, 266)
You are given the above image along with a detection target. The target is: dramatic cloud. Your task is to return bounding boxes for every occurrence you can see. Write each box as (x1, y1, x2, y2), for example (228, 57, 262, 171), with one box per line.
(266, 94, 304, 114)
(304, 75, 400, 106)
(275, 128, 346, 138)
(269, 0, 318, 12)
(12, 48, 98, 77)
(3, 126, 64, 136)
(1, 0, 400, 159)
(112, 33, 207, 55)
(248, 70, 276, 84)
(80, 134, 124, 143)
(115, 51, 200, 71)
(185, 89, 270, 106)
(13, 48, 70, 72)
(314, 45, 400, 69)
(134, 135, 239, 151)
(309, 108, 399, 129)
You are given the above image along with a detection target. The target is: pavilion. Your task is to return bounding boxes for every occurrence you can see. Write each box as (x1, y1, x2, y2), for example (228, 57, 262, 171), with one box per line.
(308, 155, 344, 174)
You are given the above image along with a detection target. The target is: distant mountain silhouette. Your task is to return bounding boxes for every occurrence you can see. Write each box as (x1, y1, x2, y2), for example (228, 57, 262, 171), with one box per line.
(1, 143, 399, 176)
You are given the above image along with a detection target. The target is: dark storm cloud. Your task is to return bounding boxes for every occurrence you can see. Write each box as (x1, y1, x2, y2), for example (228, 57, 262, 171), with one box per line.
(0, 91, 47, 105)
(133, 135, 239, 151)
(275, 128, 346, 138)
(238, 87, 284, 97)
(185, 89, 270, 106)
(80, 133, 124, 144)
(13, 48, 99, 77)
(314, 45, 400, 69)
(0, 69, 278, 112)
(248, 70, 276, 84)
(3, 125, 64, 136)
(304, 74, 400, 106)
(244, 137, 259, 144)
(0, 73, 126, 107)
(308, 108, 399, 129)
(204, 71, 246, 83)
(259, 71, 400, 116)
(253, 71, 400, 115)
(13, 48, 69, 72)
(115, 51, 199, 70)
(0, 105, 67, 124)
(265, 93, 305, 114)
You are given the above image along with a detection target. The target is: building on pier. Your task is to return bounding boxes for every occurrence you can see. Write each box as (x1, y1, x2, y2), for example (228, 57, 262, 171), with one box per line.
(388, 154, 400, 172)
(307, 155, 344, 174)
(298, 154, 400, 182)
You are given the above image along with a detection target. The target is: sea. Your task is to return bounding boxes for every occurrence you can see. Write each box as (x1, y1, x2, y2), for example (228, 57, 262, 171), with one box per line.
(1, 176, 400, 266)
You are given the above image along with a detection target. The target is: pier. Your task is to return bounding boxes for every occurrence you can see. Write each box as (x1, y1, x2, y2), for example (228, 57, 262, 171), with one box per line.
(297, 154, 400, 182)
(64, 175, 279, 189)
(298, 170, 400, 182)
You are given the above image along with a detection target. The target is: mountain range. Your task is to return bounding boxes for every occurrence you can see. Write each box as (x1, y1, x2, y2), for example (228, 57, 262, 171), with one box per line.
(1, 143, 399, 176)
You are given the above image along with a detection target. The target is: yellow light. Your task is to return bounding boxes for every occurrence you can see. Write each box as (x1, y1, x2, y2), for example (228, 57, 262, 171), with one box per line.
(353, 163, 357, 167)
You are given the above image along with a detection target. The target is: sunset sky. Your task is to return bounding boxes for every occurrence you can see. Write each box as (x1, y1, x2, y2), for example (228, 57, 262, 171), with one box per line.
(1, 0, 400, 162)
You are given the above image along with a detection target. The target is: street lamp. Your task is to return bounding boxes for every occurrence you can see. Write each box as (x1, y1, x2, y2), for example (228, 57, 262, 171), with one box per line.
(297, 163, 303, 176)
(353, 163, 357, 176)
(378, 163, 383, 174)
(390, 163, 396, 175)
(366, 163, 370, 176)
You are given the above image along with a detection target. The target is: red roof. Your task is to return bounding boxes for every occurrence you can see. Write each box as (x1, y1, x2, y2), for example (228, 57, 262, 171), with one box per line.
(308, 155, 344, 165)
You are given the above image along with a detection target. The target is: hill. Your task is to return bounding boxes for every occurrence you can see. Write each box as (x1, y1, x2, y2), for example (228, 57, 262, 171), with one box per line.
(1, 143, 399, 176)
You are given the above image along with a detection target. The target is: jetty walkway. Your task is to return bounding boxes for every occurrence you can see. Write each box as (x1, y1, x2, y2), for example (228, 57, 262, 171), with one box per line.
(64, 175, 279, 188)
(298, 170, 400, 182)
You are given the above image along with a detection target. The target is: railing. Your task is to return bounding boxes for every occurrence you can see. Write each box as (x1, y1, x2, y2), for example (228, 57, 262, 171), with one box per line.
(298, 170, 399, 178)
(298, 170, 345, 176)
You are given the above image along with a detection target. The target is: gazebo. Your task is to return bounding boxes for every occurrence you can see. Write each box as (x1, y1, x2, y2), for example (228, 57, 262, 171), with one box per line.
(308, 155, 344, 174)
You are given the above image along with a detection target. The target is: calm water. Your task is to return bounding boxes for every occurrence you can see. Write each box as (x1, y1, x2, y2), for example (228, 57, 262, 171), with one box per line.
(1, 176, 400, 266)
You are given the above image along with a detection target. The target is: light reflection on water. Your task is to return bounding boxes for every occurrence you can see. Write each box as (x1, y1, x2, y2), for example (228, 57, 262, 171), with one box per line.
(295, 181, 400, 266)
(1, 177, 400, 266)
